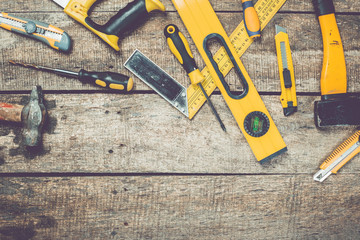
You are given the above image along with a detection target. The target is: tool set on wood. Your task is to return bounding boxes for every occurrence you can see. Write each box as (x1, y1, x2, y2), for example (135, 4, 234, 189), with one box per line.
(0, 0, 359, 181)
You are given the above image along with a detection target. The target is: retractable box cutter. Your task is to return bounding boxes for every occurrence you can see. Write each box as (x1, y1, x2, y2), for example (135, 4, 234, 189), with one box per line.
(314, 131, 360, 182)
(0, 12, 71, 52)
(52, 0, 165, 51)
(275, 25, 297, 116)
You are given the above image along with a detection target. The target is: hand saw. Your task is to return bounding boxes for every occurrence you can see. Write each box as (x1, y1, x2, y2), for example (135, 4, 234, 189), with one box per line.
(185, 0, 287, 119)
(171, 0, 287, 163)
(52, 0, 165, 51)
(0, 12, 71, 52)
(314, 131, 360, 182)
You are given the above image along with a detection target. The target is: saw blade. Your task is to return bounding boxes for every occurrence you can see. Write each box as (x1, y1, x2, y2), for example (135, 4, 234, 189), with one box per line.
(52, 0, 70, 9)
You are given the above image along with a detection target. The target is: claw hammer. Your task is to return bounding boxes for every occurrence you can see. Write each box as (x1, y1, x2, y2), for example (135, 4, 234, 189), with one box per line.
(0, 86, 47, 147)
(313, 0, 360, 127)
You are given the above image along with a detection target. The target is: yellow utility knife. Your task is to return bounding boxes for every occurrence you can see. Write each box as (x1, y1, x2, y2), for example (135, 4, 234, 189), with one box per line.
(314, 131, 360, 182)
(0, 12, 71, 52)
(52, 0, 165, 51)
(275, 25, 297, 116)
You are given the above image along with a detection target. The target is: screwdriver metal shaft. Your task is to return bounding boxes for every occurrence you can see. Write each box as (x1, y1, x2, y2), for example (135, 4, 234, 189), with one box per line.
(198, 83, 226, 132)
(9, 60, 133, 92)
(164, 24, 226, 132)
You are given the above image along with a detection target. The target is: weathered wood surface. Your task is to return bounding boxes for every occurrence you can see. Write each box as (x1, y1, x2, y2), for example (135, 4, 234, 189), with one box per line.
(0, 176, 360, 240)
(0, 94, 359, 174)
(0, 8, 359, 92)
(1, 0, 360, 12)
(1, 0, 360, 239)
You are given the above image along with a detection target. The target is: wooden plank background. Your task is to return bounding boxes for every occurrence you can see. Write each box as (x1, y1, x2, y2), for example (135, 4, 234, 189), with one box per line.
(0, 0, 359, 239)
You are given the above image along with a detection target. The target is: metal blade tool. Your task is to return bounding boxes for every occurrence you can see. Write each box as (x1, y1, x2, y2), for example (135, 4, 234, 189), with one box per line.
(314, 131, 360, 182)
(124, 50, 189, 117)
(0, 12, 71, 52)
(275, 25, 297, 116)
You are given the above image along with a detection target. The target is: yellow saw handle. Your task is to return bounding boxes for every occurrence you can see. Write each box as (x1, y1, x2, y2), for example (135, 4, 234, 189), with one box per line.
(64, 0, 165, 51)
(313, 0, 347, 98)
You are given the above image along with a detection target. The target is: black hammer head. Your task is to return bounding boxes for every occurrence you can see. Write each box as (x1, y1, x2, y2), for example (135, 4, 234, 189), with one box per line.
(314, 96, 360, 127)
(21, 86, 47, 147)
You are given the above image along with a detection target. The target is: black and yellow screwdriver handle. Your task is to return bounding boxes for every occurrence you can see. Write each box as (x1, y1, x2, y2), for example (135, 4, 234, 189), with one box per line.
(65, 0, 165, 51)
(313, 0, 347, 98)
(78, 70, 133, 91)
(241, 0, 260, 39)
(164, 24, 204, 85)
(0, 12, 71, 52)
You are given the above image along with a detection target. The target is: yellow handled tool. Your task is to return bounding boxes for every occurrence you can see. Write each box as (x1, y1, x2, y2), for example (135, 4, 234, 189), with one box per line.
(0, 12, 71, 52)
(314, 131, 360, 182)
(314, 0, 346, 97)
(9, 60, 133, 92)
(275, 25, 297, 116)
(52, 0, 165, 51)
(241, 0, 261, 39)
(313, 0, 360, 127)
(164, 24, 226, 132)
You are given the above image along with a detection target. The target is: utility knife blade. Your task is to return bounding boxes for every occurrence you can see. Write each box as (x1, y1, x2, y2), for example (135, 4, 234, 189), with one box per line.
(0, 12, 71, 52)
(275, 25, 297, 116)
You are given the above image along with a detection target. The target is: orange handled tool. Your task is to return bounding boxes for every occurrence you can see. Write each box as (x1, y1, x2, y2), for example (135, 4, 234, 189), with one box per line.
(314, 131, 360, 182)
(241, 0, 261, 39)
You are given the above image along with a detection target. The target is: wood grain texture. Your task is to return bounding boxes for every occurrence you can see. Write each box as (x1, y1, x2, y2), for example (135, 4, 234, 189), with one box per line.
(0, 176, 359, 240)
(0, 12, 359, 92)
(0, 1, 360, 239)
(1, 0, 360, 12)
(0, 94, 358, 174)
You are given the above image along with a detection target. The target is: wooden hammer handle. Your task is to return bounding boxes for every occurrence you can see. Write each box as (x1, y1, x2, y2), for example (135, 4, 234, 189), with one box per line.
(0, 102, 23, 122)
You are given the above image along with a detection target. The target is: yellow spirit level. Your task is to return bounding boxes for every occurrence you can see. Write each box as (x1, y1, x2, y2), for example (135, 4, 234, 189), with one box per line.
(186, 0, 287, 119)
(171, 0, 287, 163)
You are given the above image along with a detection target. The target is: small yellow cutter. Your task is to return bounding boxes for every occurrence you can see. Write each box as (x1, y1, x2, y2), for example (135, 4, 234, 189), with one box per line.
(275, 25, 297, 116)
(314, 130, 360, 182)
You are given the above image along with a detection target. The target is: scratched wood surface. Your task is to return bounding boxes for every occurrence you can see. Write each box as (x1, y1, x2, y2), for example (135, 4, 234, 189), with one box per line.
(0, 94, 359, 174)
(1, 176, 360, 240)
(1, 0, 360, 239)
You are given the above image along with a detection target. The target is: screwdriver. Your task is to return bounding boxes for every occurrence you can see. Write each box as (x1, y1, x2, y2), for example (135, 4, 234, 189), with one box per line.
(164, 24, 226, 132)
(241, 0, 261, 39)
(9, 60, 133, 92)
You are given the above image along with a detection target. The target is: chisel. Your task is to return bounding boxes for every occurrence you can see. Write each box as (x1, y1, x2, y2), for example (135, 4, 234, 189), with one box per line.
(164, 24, 226, 132)
(0, 12, 71, 52)
(9, 60, 133, 92)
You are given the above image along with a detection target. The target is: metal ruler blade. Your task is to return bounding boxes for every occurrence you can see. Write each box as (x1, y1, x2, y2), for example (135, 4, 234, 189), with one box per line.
(187, 0, 287, 119)
(124, 50, 189, 117)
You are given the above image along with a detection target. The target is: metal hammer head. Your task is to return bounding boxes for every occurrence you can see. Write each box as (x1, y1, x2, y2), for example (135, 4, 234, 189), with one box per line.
(314, 96, 360, 127)
(21, 86, 47, 147)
